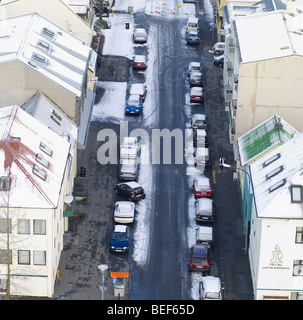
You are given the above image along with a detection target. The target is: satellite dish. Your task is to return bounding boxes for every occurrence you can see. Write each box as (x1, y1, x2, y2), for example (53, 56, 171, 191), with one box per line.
(64, 195, 74, 204)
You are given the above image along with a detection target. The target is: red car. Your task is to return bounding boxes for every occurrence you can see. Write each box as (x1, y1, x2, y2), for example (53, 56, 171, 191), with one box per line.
(190, 87, 204, 103)
(194, 176, 212, 198)
(133, 55, 146, 70)
(189, 244, 210, 274)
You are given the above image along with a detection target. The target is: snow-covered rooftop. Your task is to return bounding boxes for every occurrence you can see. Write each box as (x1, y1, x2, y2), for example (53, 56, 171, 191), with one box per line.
(21, 91, 78, 152)
(0, 105, 70, 209)
(238, 114, 299, 166)
(0, 12, 91, 97)
(236, 10, 303, 63)
(250, 131, 303, 219)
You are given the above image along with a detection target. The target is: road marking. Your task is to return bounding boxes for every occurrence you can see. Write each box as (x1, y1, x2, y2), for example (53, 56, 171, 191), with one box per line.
(212, 169, 216, 184)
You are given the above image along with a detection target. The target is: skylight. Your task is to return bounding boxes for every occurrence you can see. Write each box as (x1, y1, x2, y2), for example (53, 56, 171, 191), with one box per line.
(269, 179, 286, 193)
(263, 153, 281, 167)
(291, 185, 302, 203)
(39, 142, 53, 157)
(36, 153, 49, 168)
(37, 40, 51, 52)
(33, 165, 46, 181)
(32, 52, 47, 65)
(266, 166, 284, 180)
(42, 27, 55, 39)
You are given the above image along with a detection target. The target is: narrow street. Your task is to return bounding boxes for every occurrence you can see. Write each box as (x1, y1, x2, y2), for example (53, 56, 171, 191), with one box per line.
(54, 0, 253, 301)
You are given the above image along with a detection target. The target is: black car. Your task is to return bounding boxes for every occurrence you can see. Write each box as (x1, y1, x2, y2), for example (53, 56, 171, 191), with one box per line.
(114, 182, 145, 201)
(213, 54, 224, 67)
(190, 72, 203, 87)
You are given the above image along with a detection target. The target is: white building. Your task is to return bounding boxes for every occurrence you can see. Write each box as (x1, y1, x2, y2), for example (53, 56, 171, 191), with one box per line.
(249, 131, 303, 300)
(0, 105, 74, 297)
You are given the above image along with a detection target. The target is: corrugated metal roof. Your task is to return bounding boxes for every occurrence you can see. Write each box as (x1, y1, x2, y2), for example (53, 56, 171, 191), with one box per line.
(238, 115, 299, 166)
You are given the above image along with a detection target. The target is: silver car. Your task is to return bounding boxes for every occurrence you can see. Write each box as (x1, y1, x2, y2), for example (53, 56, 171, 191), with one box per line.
(114, 201, 135, 224)
(119, 158, 138, 180)
(192, 114, 207, 130)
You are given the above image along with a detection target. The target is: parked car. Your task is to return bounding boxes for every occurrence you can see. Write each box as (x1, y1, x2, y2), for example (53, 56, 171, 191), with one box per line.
(194, 147, 211, 167)
(130, 83, 147, 101)
(120, 137, 140, 159)
(188, 62, 201, 75)
(190, 87, 204, 103)
(189, 244, 210, 274)
(110, 224, 130, 253)
(119, 158, 138, 180)
(133, 55, 146, 70)
(114, 201, 135, 224)
(193, 176, 212, 198)
(125, 94, 143, 115)
(199, 276, 222, 300)
(212, 42, 225, 54)
(193, 129, 208, 147)
(114, 181, 146, 201)
(191, 113, 207, 130)
(196, 226, 214, 248)
(186, 31, 200, 45)
(195, 197, 214, 223)
(133, 28, 147, 43)
(190, 72, 203, 87)
(214, 54, 224, 67)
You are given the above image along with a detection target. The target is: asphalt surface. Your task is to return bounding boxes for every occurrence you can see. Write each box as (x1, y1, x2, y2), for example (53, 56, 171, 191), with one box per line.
(52, 1, 254, 301)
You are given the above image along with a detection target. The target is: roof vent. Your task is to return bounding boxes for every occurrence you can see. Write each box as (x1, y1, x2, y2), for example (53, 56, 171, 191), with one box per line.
(275, 118, 283, 131)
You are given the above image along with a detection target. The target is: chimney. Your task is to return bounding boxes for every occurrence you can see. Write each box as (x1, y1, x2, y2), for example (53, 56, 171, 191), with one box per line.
(11, 137, 21, 150)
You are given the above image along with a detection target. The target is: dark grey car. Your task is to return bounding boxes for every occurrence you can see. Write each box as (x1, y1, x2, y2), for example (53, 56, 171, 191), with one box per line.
(190, 72, 203, 87)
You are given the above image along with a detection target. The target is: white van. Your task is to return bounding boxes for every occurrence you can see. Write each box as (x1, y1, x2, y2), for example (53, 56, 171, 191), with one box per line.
(194, 147, 211, 167)
(199, 276, 222, 300)
(186, 17, 199, 34)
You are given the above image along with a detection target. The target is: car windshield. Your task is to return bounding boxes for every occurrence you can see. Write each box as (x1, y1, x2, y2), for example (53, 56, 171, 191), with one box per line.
(192, 74, 201, 80)
(112, 232, 127, 241)
(133, 187, 143, 195)
(121, 163, 136, 171)
(189, 34, 198, 38)
(128, 96, 140, 105)
(205, 292, 220, 299)
(193, 256, 207, 263)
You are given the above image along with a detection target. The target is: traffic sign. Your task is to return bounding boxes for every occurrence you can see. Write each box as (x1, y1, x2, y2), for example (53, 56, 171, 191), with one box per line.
(110, 272, 129, 278)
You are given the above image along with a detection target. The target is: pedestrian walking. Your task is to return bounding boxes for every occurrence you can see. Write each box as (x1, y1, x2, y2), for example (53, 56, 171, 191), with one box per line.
(219, 156, 226, 171)
(109, 62, 115, 77)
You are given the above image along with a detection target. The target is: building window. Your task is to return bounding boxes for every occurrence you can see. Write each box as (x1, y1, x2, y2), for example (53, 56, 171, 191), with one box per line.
(266, 166, 283, 180)
(33, 219, 46, 235)
(18, 250, 30, 265)
(0, 218, 11, 233)
(0, 249, 12, 264)
(42, 27, 55, 39)
(291, 185, 302, 203)
(36, 153, 49, 168)
(17, 219, 30, 234)
(293, 260, 303, 276)
(0, 176, 11, 190)
(33, 251, 46, 265)
(295, 227, 303, 243)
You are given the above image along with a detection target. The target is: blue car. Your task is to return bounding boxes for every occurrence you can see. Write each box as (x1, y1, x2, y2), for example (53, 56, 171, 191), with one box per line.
(125, 94, 143, 115)
(186, 31, 200, 45)
(110, 225, 130, 253)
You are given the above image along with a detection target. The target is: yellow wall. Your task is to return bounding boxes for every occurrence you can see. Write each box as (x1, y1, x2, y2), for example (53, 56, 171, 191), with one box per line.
(236, 55, 303, 140)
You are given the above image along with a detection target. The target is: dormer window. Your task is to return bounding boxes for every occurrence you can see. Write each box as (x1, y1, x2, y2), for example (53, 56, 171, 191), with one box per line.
(0, 176, 11, 190)
(42, 27, 54, 39)
(39, 142, 53, 157)
(36, 153, 49, 168)
(50, 110, 62, 126)
(33, 165, 46, 181)
(291, 185, 303, 203)
(32, 52, 47, 65)
(37, 40, 51, 52)
(266, 166, 284, 180)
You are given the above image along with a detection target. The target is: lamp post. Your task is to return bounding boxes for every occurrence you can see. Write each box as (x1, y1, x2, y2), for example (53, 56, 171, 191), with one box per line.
(98, 264, 108, 300)
(220, 160, 252, 254)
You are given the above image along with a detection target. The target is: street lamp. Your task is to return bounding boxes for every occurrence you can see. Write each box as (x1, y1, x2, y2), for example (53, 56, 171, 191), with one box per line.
(98, 264, 108, 300)
(220, 159, 252, 254)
